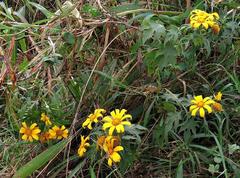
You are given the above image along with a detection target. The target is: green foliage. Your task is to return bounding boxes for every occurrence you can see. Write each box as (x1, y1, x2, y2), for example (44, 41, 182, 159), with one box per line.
(13, 140, 67, 178)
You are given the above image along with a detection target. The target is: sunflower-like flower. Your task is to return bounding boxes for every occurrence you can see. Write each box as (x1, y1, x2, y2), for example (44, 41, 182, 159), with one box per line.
(190, 9, 210, 29)
(190, 9, 220, 30)
(103, 136, 124, 167)
(78, 135, 90, 157)
(190, 95, 215, 118)
(102, 109, 132, 135)
(40, 113, 52, 126)
(49, 125, 68, 139)
(19, 122, 41, 142)
(39, 131, 51, 143)
(82, 109, 106, 130)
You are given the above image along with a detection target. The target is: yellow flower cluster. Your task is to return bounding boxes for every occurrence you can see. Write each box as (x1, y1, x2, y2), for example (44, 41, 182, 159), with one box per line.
(190, 9, 220, 34)
(189, 91, 223, 118)
(19, 113, 68, 143)
(78, 108, 132, 167)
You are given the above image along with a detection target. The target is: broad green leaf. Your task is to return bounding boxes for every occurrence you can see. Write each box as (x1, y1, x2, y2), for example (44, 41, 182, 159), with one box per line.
(63, 32, 75, 45)
(13, 140, 68, 178)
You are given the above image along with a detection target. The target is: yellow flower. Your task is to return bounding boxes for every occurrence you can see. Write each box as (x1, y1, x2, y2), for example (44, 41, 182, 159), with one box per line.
(102, 109, 132, 136)
(39, 131, 51, 143)
(190, 10, 219, 30)
(190, 95, 215, 118)
(82, 109, 106, 130)
(97, 135, 106, 150)
(211, 23, 220, 34)
(19, 122, 41, 142)
(40, 113, 52, 126)
(103, 136, 123, 167)
(214, 91, 222, 101)
(78, 135, 90, 157)
(212, 102, 223, 112)
(190, 9, 211, 29)
(97, 135, 120, 150)
(49, 125, 68, 139)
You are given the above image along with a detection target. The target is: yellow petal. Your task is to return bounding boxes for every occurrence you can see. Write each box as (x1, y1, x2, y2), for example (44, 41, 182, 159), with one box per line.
(114, 146, 124, 152)
(22, 134, 28, 140)
(193, 22, 201, 29)
(102, 116, 112, 123)
(19, 127, 26, 133)
(191, 108, 199, 116)
(121, 121, 131, 126)
(205, 100, 215, 105)
(109, 126, 115, 136)
(189, 105, 198, 112)
(203, 97, 211, 102)
(122, 114, 132, 120)
(32, 134, 39, 140)
(111, 152, 121, 162)
(214, 92, 222, 101)
(82, 119, 90, 128)
(32, 128, 41, 134)
(110, 110, 117, 118)
(29, 136, 33, 142)
(203, 105, 212, 113)
(115, 109, 120, 115)
(102, 123, 112, 130)
(199, 108, 205, 118)
(116, 125, 124, 133)
(202, 22, 209, 29)
(119, 109, 127, 117)
(30, 123, 37, 129)
(194, 95, 203, 102)
(87, 122, 93, 130)
(22, 122, 27, 128)
(108, 158, 113, 166)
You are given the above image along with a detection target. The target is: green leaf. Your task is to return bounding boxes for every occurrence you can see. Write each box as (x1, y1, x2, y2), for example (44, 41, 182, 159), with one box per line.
(63, 32, 75, 45)
(175, 160, 183, 178)
(228, 144, 240, 155)
(13, 140, 68, 178)
(89, 166, 96, 178)
(29, 2, 53, 18)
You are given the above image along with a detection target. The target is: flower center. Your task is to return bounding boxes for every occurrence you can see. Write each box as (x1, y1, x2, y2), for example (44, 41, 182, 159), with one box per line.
(25, 128, 32, 136)
(197, 18, 205, 23)
(197, 101, 204, 108)
(112, 118, 121, 126)
(90, 115, 96, 121)
(108, 148, 114, 155)
(56, 129, 63, 136)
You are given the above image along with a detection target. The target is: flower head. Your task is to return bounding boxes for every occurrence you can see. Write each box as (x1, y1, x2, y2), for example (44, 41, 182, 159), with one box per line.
(39, 131, 51, 143)
(82, 109, 106, 130)
(19, 122, 41, 142)
(190, 95, 215, 118)
(40, 113, 52, 126)
(102, 109, 132, 135)
(212, 102, 223, 112)
(103, 136, 123, 167)
(214, 91, 222, 101)
(49, 125, 68, 139)
(97, 135, 120, 150)
(78, 135, 90, 157)
(190, 9, 220, 30)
